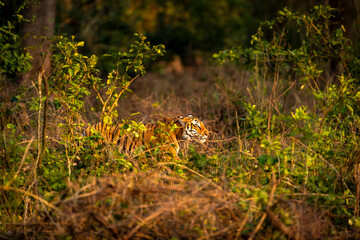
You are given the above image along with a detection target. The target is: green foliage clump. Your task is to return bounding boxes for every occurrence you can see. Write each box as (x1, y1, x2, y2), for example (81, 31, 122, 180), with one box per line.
(212, 5, 360, 235)
(51, 36, 100, 113)
(49, 33, 165, 176)
(0, 2, 32, 78)
(99, 34, 165, 122)
(0, 15, 165, 227)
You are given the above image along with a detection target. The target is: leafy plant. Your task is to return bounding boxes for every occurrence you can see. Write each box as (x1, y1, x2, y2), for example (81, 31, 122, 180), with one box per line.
(214, 5, 360, 233)
(47, 34, 165, 178)
(97, 34, 165, 123)
(0, 1, 32, 78)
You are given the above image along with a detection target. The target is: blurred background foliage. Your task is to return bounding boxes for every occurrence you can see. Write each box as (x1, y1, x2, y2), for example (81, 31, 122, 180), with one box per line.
(1, 0, 359, 72)
(2, 0, 357, 67)
(56, 0, 360, 67)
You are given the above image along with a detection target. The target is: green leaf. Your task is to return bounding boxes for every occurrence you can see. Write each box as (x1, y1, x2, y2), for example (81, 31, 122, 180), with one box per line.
(257, 155, 268, 166)
(68, 68, 73, 77)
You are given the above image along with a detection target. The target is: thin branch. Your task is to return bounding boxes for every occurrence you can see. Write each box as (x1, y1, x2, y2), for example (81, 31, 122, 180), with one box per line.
(0, 185, 62, 213)
(249, 174, 278, 240)
(292, 137, 354, 196)
(158, 162, 223, 190)
(102, 47, 141, 116)
(35, 67, 45, 173)
(7, 136, 35, 187)
(93, 84, 105, 105)
(265, 208, 294, 239)
(39, 69, 49, 168)
(105, 75, 139, 117)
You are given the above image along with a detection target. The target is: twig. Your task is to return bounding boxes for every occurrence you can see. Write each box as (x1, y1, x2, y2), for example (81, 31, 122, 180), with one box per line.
(235, 111, 242, 154)
(93, 84, 105, 105)
(101, 48, 141, 117)
(7, 136, 35, 186)
(0, 185, 62, 213)
(35, 67, 44, 172)
(355, 163, 360, 217)
(265, 208, 293, 239)
(158, 162, 223, 190)
(56, 190, 100, 205)
(103, 75, 139, 118)
(125, 208, 165, 239)
(198, 225, 232, 240)
(39, 69, 49, 167)
(235, 199, 255, 239)
(249, 174, 278, 240)
(292, 137, 354, 197)
(2, 121, 8, 168)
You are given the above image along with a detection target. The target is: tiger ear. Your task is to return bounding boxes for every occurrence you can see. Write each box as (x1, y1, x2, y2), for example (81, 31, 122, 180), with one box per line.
(178, 118, 186, 127)
(187, 114, 193, 118)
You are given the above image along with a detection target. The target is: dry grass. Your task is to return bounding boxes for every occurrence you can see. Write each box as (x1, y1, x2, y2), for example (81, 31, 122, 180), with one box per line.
(7, 171, 335, 240)
(2, 63, 358, 239)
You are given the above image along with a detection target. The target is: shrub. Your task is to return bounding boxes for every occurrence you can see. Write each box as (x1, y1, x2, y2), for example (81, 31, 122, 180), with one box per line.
(213, 5, 360, 234)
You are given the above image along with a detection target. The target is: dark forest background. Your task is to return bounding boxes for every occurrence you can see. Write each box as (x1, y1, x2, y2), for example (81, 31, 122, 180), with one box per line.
(2, 0, 360, 73)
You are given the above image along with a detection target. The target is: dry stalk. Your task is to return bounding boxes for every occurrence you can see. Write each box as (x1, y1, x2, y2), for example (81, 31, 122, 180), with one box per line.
(235, 199, 255, 239)
(355, 163, 360, 217)
(39, 68, 49, 167)
(35, 67, 44, 172)
(248, 173, 278, 240)
(235, 111, 242, 154)
(0, 185, 61, 213)
(33, 67, 48, 171)
(292, 137, 353, 196)
(158, 161, 222, 190)
(7, 136, 35, 186)
(265, 208, 293, 239)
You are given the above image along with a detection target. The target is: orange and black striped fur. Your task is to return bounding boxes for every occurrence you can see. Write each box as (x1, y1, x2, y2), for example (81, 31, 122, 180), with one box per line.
(84, 115, 209, 157)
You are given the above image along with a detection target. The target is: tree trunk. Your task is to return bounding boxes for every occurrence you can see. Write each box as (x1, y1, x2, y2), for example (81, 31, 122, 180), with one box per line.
(22, 0, 55, 85)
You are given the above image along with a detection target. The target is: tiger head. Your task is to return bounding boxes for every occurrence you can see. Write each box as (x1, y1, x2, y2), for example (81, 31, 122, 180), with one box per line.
(178, 114, 209, 143)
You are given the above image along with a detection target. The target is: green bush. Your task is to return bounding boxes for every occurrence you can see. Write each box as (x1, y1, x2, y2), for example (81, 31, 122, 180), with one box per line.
(1, 23, 165, 227)
(213, 5, 360, 231)
(0, 9, 32, 78)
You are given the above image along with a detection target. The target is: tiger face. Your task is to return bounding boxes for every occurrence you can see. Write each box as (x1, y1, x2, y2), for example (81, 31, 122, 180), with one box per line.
(178, 114, 209, 143)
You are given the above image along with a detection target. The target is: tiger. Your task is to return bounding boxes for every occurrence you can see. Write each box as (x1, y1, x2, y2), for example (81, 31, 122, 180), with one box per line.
(83, 114, 209, 157)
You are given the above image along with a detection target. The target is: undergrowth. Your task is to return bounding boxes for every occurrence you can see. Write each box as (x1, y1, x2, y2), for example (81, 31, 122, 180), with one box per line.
(1, 3, 360, 239)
